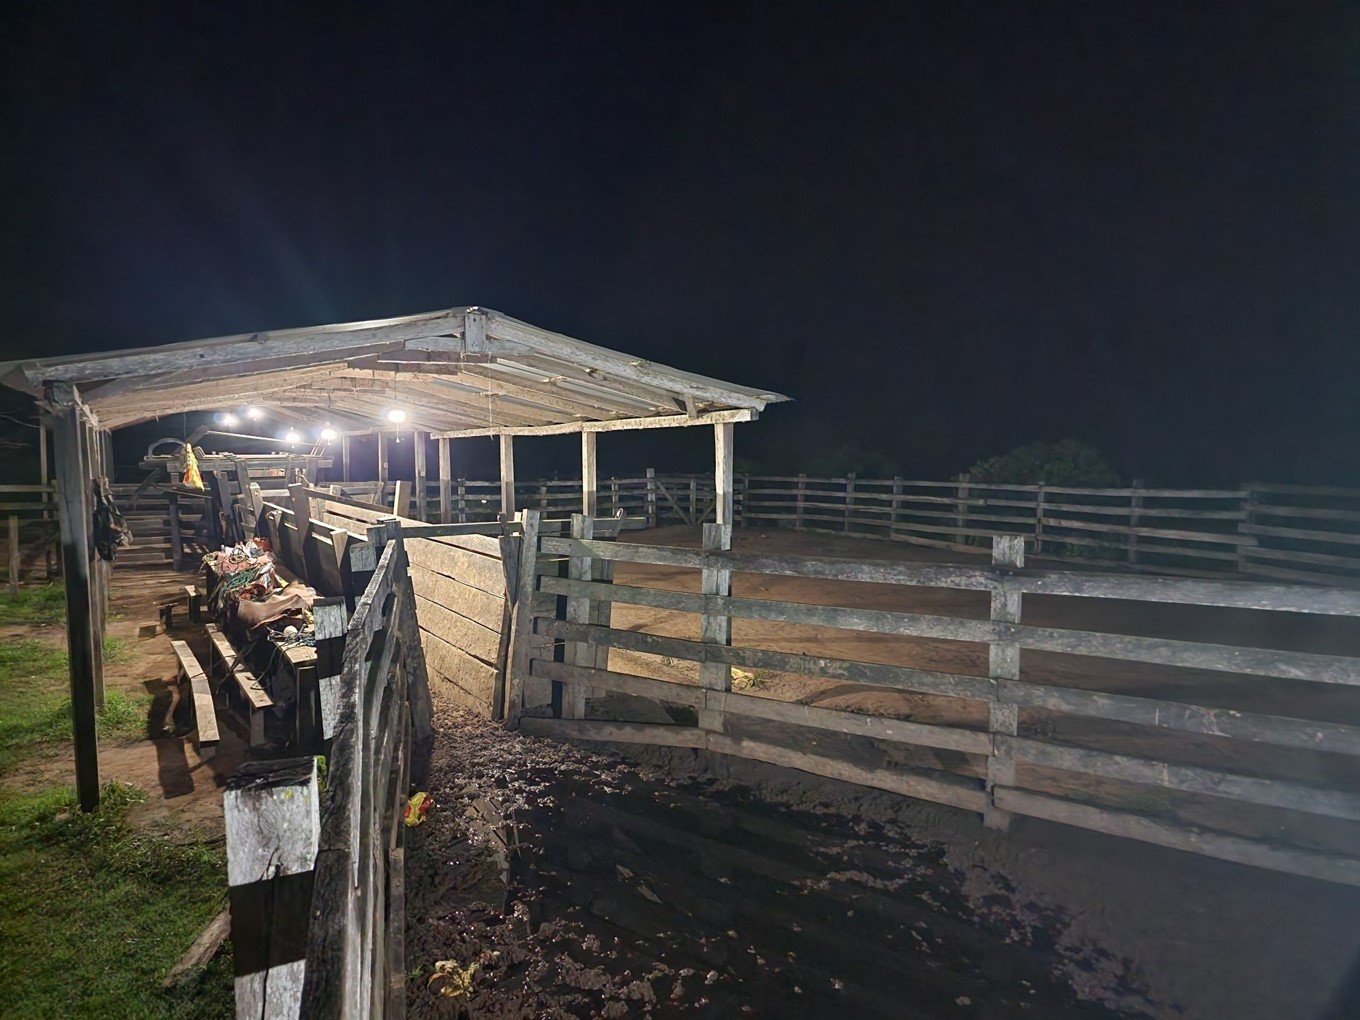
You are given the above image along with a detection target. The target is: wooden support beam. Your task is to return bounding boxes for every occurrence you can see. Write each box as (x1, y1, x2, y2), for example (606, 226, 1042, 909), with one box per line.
(562, 514, 593, 719)
(391, 480, 411, 520)
(698, 523, 733, 731)
(581, 431, 598, 517)
(49, 384, 100, 812)
(714, 422, 734, 527)
(7, 516, 17, 595)
(377, 431, 389, 485)
(432, 407, 757, 439)
(340, 433, 351, 482)
(412, 431, 427, 521)
(499, 434, 515, 515)
(437, 438, 452, 524)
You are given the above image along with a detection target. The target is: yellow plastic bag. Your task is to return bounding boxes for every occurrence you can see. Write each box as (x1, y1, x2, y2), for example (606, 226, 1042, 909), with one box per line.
(183, 444, 205, 491)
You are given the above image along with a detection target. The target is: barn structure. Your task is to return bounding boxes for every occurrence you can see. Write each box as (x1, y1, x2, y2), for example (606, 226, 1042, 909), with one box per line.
(0, 305, 789, 811)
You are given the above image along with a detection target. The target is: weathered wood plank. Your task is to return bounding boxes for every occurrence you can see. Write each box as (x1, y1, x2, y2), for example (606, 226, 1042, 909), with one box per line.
(171, 639, 219, 749)
(413, 594, 500, 663)
(535, 618, 996, 700)
(994, 786, 1360, 887)
(1003, 681, 1360, 756)
(519, 716, 708, 747)
(408, 562, 503, 631)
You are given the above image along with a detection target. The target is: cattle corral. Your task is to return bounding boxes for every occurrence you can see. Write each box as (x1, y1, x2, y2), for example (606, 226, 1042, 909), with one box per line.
(4, 306, 1360, 1018)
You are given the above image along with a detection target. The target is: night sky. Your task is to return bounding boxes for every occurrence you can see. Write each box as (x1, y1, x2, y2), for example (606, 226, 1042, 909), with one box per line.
(2, 2, 1357, 484)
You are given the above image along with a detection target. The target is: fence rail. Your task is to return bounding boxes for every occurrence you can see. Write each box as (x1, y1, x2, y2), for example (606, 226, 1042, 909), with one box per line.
(510, 519, 1360, 886)
(322, 475, 1360, 587)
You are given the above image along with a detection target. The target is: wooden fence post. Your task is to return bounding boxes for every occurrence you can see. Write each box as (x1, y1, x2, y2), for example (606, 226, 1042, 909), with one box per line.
(985, 535, 1024, 830)
(391, 480, 411, 520)
(225, 757, 320, 1020)
(890, 476, 902, 537)
(377, 431, 389, 486)
(340, 433, 351, 482)
(581, 431, 597, 517)
(955, 473, 971, 546)
(795, 474, 807, 530)
(698, 522, 733, 732)
(562, 514, 594, 719)
(413, 430, 428, 522)
(438, 438, 452, 524)
(457, 479, 467, 523)
(609, 477, 620, 518)
(844, 472, 856, 532)
(1127, 478, 1143, 564)
(7, 515, 18, 595)
(689, 476, 698, 524)
(1237, 484, 1257, 577)
(169, 490, 183, 571)
(312, 597, 347, 744)
(645, 468, 657, 528)
(506, 509, 543, 727)
(1035, 482, 1047, 555)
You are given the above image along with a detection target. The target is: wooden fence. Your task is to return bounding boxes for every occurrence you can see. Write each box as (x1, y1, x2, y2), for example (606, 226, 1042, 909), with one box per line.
(323, 475, 1360, 587)
(225, 520, 434, 1019)
(509, 519, 1360, 886)
(0, 482, 58, 590)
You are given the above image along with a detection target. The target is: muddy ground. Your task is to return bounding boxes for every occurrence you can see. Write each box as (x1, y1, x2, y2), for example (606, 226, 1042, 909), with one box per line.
(407, 699, 1360, 1020)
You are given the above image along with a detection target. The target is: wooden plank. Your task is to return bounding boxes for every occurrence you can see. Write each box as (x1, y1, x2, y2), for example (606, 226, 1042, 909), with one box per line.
(537, 575, 997, 642)
(706, 733, 987, 813)
(520, 716, 708, 747)
(984, 536, 1023, 830)
(999, 735, 1360, 821)
(698, 523, 733, 731)
(536, 618, 996, 700)
(1017, 623, 1360, 685)
(994, 787, 1360, 887)
(499, 434, 516, 515)
(408, 562, 504, 631)
(562, 515, 594, 719)
(506, 510, 543, 726)
(714, 422, 734, 526)
(171, 639, 219, 749)
(434, 407, 758, 439)
(438, 438, 452, 523)
(423, 628, 497, 706)
(582, 431, 597, 517)
(1015, 569, 1360, 615)
(1003, 681, 1360, 756)
(1240, 522, 1360, 546)
(413, 594, 500, 663)
(413, 430, 427, 521)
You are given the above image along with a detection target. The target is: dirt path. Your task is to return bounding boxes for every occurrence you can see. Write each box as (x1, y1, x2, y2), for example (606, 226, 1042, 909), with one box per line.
(406, 703, 1153, 1019)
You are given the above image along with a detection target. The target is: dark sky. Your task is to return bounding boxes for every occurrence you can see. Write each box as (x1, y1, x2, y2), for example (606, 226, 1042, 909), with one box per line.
(2, 2, 1357, 484)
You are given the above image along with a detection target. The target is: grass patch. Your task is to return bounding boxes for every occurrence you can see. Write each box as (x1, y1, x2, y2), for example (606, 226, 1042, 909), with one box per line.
(0, 783, 232, 1019)
(0, 582, 66, 626)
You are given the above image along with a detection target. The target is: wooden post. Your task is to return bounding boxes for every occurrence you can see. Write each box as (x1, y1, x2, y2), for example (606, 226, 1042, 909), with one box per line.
(169, 490, 183, 571)
(412, 431, 428, 522)
(39, 424, 53, 578)
(288, 483, 314, 584)
(609, 477, 620, 518)
(645, 468, 657, 528)
(1238, 484, 1257, 577)
(562, 514, 593, 719)
(955, 473, 971, 546)
(506, 509, 543, 726)
(985, 535, 1024, 830)
(312, 598, 348, 742)
(795, 474, 807, 530)
(377, 431, 389, 487)
(698, 522, 733, 731)
(537, 482, 548, 511)
(1035, 482, 1047, 555)
(7, 515, 18, 595)
(457, 478, 467, 523)
(437, 438, 452, 524)
(391, 480, 411, 520)
(84, 423, 108, 694)
(340, 433, 351, 482)
(890, 476, 902, 537)
(843, 472, 856, 532)
(714, 422, 734, 527)
(499, 434, 516, 516)
(581, 431, 597, 517)
(50, 384, 100, 812)
(225, 758, 320, 1020)
(1127, 478, 1143, 564)
(689, 476, 697, 524)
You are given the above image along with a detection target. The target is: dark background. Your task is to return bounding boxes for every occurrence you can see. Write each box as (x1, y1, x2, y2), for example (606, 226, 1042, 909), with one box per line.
(2, 2, 1357, 484)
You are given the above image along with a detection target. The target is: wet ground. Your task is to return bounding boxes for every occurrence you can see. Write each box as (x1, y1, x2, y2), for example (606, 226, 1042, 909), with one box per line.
(405, 708, 1149, 1019)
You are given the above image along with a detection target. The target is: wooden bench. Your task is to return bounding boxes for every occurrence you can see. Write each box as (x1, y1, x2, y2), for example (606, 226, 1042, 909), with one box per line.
(171, 639, 219, 758)
(204, 623, 274, 747)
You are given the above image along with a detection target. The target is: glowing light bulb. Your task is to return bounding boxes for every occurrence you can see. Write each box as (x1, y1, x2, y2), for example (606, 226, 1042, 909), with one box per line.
(246, 407, 263, 421)
(385, 408, 407, 425)
(221, 413, 239, 428)
(319, 426, 338, 442)
(285, 430, 301, 444)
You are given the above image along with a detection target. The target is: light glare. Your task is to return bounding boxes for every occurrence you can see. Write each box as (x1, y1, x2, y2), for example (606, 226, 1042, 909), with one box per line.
(285, 429, 301, 444)
(319, 426, 338, 442)
(246, 407, 263, 421)
(385, 408, 407, 424)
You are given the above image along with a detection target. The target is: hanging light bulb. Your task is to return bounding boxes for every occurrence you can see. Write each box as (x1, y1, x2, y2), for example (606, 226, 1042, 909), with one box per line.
(221, 413, 239, 428)
(284, 429, 301, 444)
(319, 425, 338, 442)
(246, 407, 263, 421)
(385, 408, 407, 425)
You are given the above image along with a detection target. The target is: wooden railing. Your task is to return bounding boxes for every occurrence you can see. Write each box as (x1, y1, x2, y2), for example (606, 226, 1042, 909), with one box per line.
(509, 520, 1360, 886)
(0, 483, 58, 590)
(325, 475, 1360, 586)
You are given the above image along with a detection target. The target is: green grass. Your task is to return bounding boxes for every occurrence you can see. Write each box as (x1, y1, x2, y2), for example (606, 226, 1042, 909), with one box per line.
(0, 582, 67, 625)
(0, 615, 233, 1017)
(0, 785, 233, 1019)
